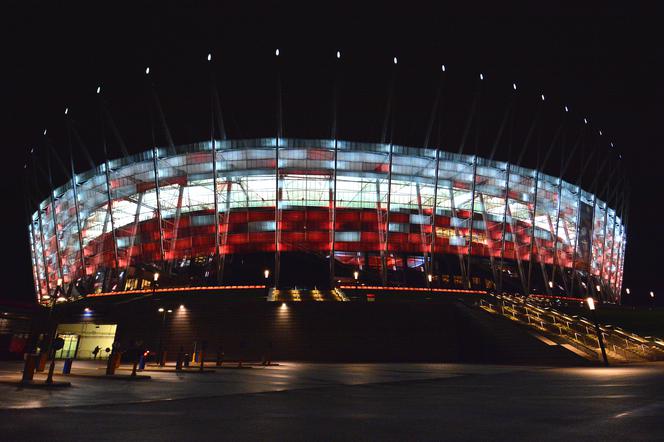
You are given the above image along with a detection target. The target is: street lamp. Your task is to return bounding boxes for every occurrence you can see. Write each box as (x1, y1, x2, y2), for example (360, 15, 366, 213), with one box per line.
(157, 307, 171, 366)
(353, 270, 359, 281)
(264, 269, 270, 279)
(625, 287, 630, 295)
(586, 297, 609, 367)
(427, 274, 433, 283)
(153, 272, 159, 297)
(45, 278, 64, 384)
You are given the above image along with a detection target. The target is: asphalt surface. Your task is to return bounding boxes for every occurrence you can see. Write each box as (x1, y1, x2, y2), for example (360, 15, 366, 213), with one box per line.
(0, 361, 663, 441)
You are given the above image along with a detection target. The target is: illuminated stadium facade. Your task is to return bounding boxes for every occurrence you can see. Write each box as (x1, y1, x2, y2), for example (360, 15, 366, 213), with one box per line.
(29, 137, 626, 304)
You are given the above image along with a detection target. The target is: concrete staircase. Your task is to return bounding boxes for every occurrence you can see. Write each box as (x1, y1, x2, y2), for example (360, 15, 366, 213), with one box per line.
(475, 293, 664, 364)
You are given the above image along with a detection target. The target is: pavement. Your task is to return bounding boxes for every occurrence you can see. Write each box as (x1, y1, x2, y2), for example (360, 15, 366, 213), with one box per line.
(0, 360, 663, 441)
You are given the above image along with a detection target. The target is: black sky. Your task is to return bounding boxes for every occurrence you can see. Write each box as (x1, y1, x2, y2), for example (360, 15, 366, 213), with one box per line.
(2, 1, 663, 306)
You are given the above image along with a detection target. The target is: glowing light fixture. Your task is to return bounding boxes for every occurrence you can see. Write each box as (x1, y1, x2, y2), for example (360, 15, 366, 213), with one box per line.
(512, 82, 517, 90)
(275, 48, 280, 56)
(264, 269, 270, 279)
(479, 73, 484, 80)
(353, 270, 359, 280)
(158, 307, 164, 313)
(541, 93, 545, 101)
(393, 56, 398, 65)
(207, 53, 212, 61)
(596, 284, 601, 292)
(586, 297, 595, 311)
(43, 129, 47, 135)
(167, 309, 173, 313)
(427, 274, 433, 283)
(651, 291, 655, 298)
(64, 107, 69, 115)
(57, 278, 63, 287)
(548, 281, 554, 288)
(145, 67, 150, 75)
(179, 304, 185, 309)
(564, 105, 569, 112)
(336, 50, 341, 59)
(625, 287, 630, 295)
(441, 64, 446, 72)
(584, 117, 588, 124)
(96, 86, 101, 94)
(154, 272, 159, 282)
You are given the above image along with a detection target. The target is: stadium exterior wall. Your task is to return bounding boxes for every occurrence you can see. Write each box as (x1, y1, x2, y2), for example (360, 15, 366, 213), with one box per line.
(29, 138, 626, 303)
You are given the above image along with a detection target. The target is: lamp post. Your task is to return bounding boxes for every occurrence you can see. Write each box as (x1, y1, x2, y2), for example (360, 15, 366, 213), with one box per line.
(264, 269, 270, 298)
(157, 307, 171, 366)
(45, 278, 64, 384)
(586, 297, 609, 367)
(153, 272, 159, 296)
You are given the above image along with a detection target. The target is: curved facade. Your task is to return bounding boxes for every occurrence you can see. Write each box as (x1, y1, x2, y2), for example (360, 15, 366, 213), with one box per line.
(29, 138, 626, 302)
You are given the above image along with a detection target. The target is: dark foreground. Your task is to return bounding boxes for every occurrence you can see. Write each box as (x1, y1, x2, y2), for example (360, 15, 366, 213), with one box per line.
(1, 361, 663, 441)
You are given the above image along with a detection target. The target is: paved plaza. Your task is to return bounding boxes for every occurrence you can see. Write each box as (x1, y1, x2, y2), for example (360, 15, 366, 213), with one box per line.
(0, 360, 663, 440)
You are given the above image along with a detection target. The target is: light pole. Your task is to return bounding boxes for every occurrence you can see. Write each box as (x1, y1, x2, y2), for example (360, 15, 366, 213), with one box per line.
(153, 272, 159, 296)
(157, 307, 171, 366)
(586, 297, 609, 367)
(264, 269, 270, 298)
(45, 278, 65, 384)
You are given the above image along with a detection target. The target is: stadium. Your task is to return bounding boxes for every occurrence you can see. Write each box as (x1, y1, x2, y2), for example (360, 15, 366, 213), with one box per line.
(29, 136, 626, 304)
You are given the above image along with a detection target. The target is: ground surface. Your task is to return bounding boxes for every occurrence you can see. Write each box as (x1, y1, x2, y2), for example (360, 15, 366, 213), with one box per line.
(0, 360, 663, 441)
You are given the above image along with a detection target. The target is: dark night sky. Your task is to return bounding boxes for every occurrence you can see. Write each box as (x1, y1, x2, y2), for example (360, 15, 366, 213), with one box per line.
(2, 2, 663, 306)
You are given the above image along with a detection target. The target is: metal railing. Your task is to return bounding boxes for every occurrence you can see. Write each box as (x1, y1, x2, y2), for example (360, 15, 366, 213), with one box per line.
(478, 294, 664, 363)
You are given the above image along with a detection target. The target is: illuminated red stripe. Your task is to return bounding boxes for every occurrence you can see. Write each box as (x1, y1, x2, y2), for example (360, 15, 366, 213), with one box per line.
(88, 285, 267, 297)
(339, 285, 486, 295)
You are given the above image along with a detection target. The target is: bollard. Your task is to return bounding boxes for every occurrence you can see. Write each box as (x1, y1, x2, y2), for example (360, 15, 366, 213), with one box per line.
(36, 352, 48, 372)
(107, 351, 121, 375)
(62, 358, 73, 375)
(21, 354, 37, 382)
(175, 346, 183, 371)
(199, 341, 207, 372)
(106, 352, 116, 375)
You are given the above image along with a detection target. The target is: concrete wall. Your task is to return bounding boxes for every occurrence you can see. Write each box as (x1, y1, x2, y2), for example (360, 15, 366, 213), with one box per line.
(109, 298, 460, 362)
